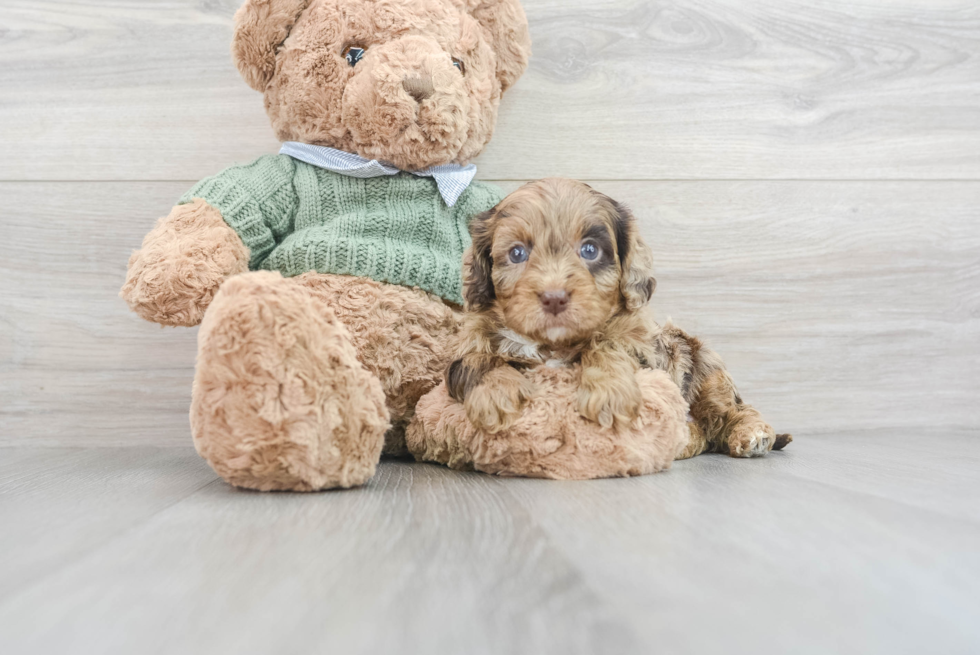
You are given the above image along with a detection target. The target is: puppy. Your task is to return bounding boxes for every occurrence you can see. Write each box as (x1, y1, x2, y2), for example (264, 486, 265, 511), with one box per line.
(446, 178, 791, 458)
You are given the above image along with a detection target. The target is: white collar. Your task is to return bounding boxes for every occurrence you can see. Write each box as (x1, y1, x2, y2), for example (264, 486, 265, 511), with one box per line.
(279, 142, 477, 207)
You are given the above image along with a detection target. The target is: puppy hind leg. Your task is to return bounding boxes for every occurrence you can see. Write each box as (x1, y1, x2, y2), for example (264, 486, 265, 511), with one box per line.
(675, 422, 710, 460)
(651, 322, 790, 459)
(689, 369, 784, 458)
(725, 403, 777, 458)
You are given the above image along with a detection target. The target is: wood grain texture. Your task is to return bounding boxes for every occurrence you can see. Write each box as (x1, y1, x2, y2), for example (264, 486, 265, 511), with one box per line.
(2, 180, 976, 445)
(0, 447, 217, 599)
(0, 182, 200, 446)
(0, 438, 977, 655)
(1, 1, 978, 652)
(1, 0, 979, 181)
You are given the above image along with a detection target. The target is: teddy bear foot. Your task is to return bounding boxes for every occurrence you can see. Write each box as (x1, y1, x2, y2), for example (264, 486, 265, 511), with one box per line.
(190, 271, 389, 491)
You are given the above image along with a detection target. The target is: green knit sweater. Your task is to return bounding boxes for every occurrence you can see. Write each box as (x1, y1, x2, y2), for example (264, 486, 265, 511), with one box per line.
(179, 154, 503, 305)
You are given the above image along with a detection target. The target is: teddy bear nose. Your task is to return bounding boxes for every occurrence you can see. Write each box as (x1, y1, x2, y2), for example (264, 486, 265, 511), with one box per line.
(402, 75, 435, 103)
(539, 290, 570, 316)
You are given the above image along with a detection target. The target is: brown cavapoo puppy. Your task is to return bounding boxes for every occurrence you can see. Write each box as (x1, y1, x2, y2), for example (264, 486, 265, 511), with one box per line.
(447, 178, 791, 458)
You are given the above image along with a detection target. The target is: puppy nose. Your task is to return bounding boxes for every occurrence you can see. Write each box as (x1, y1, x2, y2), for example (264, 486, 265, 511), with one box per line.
(402, 75, 434, 103)
(539, 290, 570, 315)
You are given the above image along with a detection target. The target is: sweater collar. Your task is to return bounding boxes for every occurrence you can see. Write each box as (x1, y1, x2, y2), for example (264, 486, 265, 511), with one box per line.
(279, 142, 477, 207)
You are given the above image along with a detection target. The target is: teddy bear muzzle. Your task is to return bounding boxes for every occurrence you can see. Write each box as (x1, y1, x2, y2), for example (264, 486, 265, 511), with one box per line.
(341, 35, 472, 171)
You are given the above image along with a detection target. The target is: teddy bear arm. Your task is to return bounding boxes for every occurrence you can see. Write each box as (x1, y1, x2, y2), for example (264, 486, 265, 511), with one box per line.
(120, 199, 249, 327)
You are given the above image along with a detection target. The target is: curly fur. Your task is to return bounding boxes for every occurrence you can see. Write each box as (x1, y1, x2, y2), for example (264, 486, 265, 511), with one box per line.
(292, 273, 461, 456)
(122, 0, 532, 490)
(191, 271, 390, 491)
(232, 0, 311, 91)
(120, 200, 249, 327)
(449, 178, 791, 459)
(407, 366, 689, 479)
(233, 0, 531, 170)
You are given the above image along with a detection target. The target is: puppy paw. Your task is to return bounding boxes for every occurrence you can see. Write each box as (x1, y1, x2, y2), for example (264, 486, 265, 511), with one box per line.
(728, 420, 776, 458)
(464, 366, 535, 433)
(577, 367, 643, 430)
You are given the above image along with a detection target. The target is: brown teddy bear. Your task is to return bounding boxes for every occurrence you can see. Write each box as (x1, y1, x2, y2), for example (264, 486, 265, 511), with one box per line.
(121, 0, 532, 491)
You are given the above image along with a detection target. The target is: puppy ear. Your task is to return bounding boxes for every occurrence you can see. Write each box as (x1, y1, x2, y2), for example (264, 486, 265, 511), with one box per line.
(232, 0, 310, 92)
(464, 210, 497, 311)
(612, 202, 657, 311)
(467, 0, 532, 92)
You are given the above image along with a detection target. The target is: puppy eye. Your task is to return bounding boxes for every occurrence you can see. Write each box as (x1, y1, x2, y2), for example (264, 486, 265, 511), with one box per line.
(343, 45, 367, 67)
(508, 245, 529, 264)
(452, 57, 465, 75)
(579, 242, 600, 261)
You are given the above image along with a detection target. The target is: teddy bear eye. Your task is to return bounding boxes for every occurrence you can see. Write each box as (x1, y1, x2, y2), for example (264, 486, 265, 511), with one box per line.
(452, 57, 465, 75)
(579, 242, 600, 261)
(508, 244, 528, 264)
(343, 45, 366, 67)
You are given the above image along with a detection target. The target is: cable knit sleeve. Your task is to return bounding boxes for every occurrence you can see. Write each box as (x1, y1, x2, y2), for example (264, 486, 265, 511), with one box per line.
(179, 155, 298, 270)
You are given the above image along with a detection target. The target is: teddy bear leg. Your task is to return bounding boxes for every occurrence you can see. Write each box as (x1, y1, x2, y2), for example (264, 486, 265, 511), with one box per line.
(290, 273, 462, 458)
(190, 271, 389, 491)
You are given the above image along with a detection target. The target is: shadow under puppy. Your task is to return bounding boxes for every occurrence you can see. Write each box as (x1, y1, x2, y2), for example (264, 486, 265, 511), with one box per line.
(447, 178, 791, 458)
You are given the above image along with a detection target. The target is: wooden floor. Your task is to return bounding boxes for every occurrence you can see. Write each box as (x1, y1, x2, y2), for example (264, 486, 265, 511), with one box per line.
(2, 0, 979, 652)
(1, 433, 978, 655)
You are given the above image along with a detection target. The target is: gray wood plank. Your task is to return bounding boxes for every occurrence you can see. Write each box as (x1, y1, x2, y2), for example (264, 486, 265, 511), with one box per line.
(2, 0, 976, 650)
(2, 0, 979, 181)
(0, 447, 217, 598)
(2, 180, 976, 445)
(0, 439, 977, 655)
(0, 182, 201, 446)
(0, 454, 642, 655)
(500, 440, 980, 655)
(746, 429, 980, 523)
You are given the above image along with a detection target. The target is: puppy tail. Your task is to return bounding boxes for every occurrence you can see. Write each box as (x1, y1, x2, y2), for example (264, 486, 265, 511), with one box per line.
(773, 433, 794, 450)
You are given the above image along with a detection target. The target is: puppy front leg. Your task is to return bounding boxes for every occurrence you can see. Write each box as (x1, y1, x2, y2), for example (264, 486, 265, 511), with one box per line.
(578, 348, 643, 430)
(446, 354, 535, 433)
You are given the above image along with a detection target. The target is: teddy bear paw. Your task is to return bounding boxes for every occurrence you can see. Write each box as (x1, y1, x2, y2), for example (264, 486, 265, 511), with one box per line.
(191, 271, 389, 491)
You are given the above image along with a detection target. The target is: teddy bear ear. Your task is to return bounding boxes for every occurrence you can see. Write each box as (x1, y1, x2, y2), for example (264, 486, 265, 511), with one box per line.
(232, 0, 311, 92)
(467, 0, 532, 92)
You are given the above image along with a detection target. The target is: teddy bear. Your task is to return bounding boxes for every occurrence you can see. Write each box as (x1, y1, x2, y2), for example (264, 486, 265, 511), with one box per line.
(121, 0, 533, 491)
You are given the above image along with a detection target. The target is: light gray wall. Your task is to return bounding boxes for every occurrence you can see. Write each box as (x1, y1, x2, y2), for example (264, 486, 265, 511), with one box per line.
(2, 0, 978, 444)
